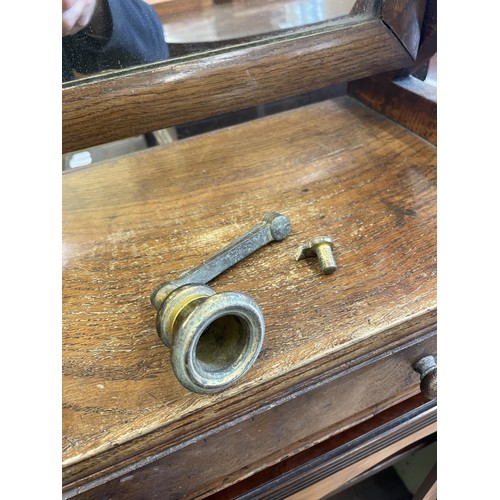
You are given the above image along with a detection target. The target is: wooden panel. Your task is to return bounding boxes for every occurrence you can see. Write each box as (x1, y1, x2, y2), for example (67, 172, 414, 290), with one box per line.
(348, 75, 436, 144)
(62, 19, 412, 153)
(63, 96, 436, 491)
(381, 0, 427, 58)
(65, 333, 436, 498)
(210, 394, 434, 498)
(288, 420, 436, 499)
(208, 394, 437, 500)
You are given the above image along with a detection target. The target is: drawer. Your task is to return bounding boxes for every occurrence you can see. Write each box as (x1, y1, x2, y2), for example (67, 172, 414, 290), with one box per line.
(65, 329, 436, 499)
(214, 395, 436, 499)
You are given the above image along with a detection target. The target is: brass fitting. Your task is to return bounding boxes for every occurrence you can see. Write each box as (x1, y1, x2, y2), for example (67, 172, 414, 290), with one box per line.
(296, 236, 336, 274)
(151, 213, 291, 394)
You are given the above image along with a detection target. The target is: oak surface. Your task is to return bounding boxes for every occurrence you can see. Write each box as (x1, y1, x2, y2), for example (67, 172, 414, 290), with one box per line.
(210, 394, 435, 499)
(63, 96, 436, 491)
(62, 18, 412, 153)
(348, 74, 437, 145)
(66, 332, 436, 498)
(381, 0, 427, 58)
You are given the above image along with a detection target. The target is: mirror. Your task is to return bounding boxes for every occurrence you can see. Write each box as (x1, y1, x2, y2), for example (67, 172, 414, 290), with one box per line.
(63, 0, 372, 84)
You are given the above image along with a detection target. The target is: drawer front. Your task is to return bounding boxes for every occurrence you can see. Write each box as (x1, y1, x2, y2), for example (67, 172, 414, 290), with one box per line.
(65, 330, 436, 499)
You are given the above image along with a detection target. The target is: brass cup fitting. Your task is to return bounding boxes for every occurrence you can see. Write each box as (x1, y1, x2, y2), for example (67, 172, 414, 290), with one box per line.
(156, 284, 264, 394)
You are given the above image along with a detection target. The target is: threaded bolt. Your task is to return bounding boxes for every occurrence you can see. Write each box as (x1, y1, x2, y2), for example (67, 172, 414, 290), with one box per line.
(296, 236, 336, 275)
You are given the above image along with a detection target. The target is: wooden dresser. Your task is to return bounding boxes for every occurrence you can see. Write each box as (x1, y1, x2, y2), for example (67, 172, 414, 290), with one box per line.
(63, 1, 437, 497)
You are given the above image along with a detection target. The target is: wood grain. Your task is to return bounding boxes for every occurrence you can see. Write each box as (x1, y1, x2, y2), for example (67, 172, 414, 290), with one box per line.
(62, 18, 413, 153)
(63, 96, 436, 493)
(210, 394, 434, 499)
(288, 421, 436, 499)
(348, 74, 437, 144)
(65, 332, 436, 498)
(381, 0, 427, 58)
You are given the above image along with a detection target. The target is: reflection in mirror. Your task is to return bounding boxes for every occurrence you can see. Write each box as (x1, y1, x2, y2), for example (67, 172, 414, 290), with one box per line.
(161, 0, 358, 48)
(63, 0, 373, 84)
(62, 0, 169, 82)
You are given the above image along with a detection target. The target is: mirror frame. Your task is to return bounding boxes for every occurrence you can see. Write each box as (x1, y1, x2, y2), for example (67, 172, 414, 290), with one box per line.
(62, 0, 427, 154)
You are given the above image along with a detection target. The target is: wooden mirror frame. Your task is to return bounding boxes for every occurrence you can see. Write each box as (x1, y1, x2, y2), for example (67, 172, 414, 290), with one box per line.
(62, 0, 427, 154)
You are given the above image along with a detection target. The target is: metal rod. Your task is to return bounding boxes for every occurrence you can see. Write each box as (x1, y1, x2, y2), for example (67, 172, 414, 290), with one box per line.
(151, 212, 291, 309)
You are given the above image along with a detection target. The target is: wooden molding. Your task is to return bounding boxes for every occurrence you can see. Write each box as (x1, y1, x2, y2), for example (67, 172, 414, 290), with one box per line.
(287, 416, 436, 499)
(348, 74, 437, 144)
(62, 16, 414, 153)
(209, 394, 435, 498)
(221, 398, 436, 499)
(63, 332, 436, 498)
(381, 0, 428, 59)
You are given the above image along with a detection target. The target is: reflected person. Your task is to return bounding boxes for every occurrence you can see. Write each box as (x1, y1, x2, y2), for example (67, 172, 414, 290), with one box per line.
(62, 0, 169, 82)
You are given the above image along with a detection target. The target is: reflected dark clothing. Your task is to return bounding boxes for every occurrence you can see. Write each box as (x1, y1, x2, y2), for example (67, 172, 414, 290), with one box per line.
(62, 0, 168, 82)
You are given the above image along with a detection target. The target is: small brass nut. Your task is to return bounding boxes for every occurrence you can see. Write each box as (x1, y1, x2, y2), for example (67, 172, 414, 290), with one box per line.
(296, 236, 337, 275)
